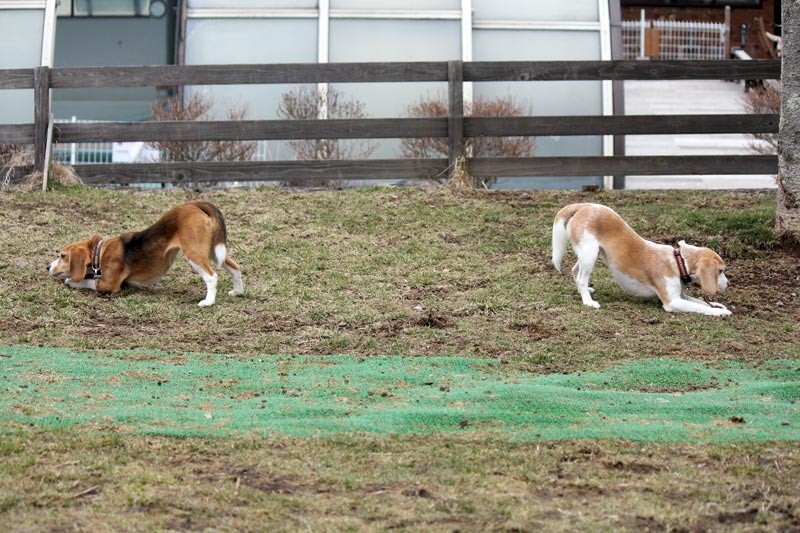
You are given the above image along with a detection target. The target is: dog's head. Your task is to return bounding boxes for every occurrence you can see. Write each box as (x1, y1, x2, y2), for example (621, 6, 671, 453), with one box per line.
(678, 240, 728, 296)
(48, 235, 101, 282)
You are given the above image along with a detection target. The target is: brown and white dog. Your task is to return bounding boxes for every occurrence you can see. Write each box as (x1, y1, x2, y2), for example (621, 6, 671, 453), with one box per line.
(552, 203, 730, 316)
(48, 201, 244, 307)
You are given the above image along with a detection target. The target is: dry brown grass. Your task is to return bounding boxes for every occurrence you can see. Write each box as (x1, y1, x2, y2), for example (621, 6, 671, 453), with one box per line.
(0, 187, 799, 531)
(445, 155, 482, 189)
(1, 432, 798, 531)
(11, 163, 83, 192)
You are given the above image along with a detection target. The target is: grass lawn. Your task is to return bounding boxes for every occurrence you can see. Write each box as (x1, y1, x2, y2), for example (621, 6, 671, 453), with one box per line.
(0, 185, 798, 530)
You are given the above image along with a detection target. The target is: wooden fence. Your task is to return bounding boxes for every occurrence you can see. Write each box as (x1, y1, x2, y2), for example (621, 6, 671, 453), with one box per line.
(0, 60, 781, 188)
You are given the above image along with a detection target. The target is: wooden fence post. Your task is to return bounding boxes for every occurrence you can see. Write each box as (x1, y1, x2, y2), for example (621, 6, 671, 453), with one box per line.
(447, 60, 464, 180)
(33, 66, 50, 174)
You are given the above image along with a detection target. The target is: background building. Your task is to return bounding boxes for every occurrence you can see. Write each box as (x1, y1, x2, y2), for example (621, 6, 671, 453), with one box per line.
(621, 0, 781, 59)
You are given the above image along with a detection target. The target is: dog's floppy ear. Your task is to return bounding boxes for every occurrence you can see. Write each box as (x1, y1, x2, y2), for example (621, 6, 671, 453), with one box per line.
(69, 247, 89, 282)
(696, 258, 719, 296)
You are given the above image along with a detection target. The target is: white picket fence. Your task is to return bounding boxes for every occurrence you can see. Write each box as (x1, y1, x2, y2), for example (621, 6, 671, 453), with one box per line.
(622, 17, 729, 61)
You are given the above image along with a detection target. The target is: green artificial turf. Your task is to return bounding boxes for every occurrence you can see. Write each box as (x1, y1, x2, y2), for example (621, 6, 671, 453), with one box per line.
(1, 345, 797, 442)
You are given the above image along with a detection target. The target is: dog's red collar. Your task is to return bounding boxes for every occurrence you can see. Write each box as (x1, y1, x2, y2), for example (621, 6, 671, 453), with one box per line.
(673, 248, 692, 285)
(92, 238, 103, 278)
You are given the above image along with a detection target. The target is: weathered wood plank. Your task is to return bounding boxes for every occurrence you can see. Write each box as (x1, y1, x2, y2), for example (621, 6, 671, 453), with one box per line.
(49, 62, 449, 89)
(58, 155, 779, 186)
(448, 60, 464, 177)
(0, 68, 35, 90)
(469, 155, 778, 177)
(465, 114, 779, 137)
(43, 60, 780, 89)
(51, 113, 777, 144)
(53, 118, 448, 143)
(465, 60, 781, 82)
(72, 159, 450, 185)
(0, 124, 35, 144)
(33, 67, 50, 173)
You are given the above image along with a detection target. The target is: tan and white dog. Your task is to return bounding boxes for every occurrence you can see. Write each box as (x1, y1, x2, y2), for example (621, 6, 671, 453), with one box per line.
(48, 201, 243, 307)
(552, 203, 730, 316)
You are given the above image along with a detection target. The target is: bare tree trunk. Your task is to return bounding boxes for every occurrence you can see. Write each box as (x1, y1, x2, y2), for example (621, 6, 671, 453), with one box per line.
(778, 0, 800, 250)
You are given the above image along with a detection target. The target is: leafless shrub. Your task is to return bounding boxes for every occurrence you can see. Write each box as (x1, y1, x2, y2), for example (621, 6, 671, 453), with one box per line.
(1, 145, 33, 190)
(277, 86, 376, 188)
(742, 81, 780, 155)
(401, 94, 536, 186)
(1, 144, 21, 165)
(147, 92, 257, 188)
(1, 144, 82, 192)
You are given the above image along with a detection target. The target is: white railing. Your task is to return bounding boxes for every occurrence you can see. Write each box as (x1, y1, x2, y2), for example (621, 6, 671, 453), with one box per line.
(622, 15, 729, 61)
(52, 117, 114, 165)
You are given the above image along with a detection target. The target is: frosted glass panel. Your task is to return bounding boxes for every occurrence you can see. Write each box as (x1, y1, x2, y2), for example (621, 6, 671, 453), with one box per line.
(473, 30, 603, 118)
(332, 0, 459, 9)
(0, 10, 43, 124)
(188, 0, 317, 8)
(329, 18, 459, 162)
(473, 0, 599, 22)
(331, 19, 460, 62)
(185, 19, 317, 120)
(474, 29, 604, 188)
(0, 11, 43, 68)
(186, 19, 317, 64)
(330, 19, 458, 118)
(474, 29, 601, 61)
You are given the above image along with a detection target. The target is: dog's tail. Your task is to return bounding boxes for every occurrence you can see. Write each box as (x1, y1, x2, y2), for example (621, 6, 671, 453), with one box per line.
(194, 201, 229, 267)
(552, 204, 585, 273)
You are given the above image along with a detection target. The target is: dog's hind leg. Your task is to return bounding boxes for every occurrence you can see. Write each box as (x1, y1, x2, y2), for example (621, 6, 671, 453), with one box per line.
(572, 235, 601, 308)
(223, 256, 244, 297)
(571, 262, 594, 294)
(186, 253, 218, 307)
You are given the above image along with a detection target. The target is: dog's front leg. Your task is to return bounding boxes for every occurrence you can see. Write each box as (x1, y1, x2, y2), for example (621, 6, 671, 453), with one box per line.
(65, 278, 97, 291)
(682, 294, 729, 311)
(663, 297, 731, 316)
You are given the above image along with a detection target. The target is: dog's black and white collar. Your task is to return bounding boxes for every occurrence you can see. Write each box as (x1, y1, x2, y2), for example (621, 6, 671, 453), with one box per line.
(91, 238, 104, 278)
(673, 248, 692, 285)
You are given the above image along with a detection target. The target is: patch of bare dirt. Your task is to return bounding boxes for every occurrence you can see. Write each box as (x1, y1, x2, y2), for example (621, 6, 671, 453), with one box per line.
(726, 251, 800, 317)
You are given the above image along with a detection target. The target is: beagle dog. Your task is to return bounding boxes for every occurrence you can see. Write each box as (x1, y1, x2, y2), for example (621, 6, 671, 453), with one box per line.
(48, 201, 244, 307)
(552, 203, 730, 316)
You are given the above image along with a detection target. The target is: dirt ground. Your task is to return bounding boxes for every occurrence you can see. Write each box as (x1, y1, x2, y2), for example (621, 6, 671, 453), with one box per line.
(0, 187, 798, 366)
(1, 187, 799, 531)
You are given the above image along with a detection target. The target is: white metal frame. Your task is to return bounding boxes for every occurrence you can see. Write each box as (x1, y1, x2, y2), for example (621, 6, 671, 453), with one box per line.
(598, 0, 614, 190)
(41, 0, 57, 67)
(0, 1, 46, 7)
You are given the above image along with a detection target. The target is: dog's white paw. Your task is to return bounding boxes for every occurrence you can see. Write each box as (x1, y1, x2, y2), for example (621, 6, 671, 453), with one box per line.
(228, 289, 243, 297)
(198, 299, 215, 307)
(709, 307, 732, 317)
(708, 301, 728, 310)
(583, 300, 601, 309)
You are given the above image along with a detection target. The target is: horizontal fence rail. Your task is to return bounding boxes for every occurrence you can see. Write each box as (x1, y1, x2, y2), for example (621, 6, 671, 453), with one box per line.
(43, 155, 772, 187)
(45, 114, 779, 144)
(69, 159, 451, 186)
(0, 60, 782, 187)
